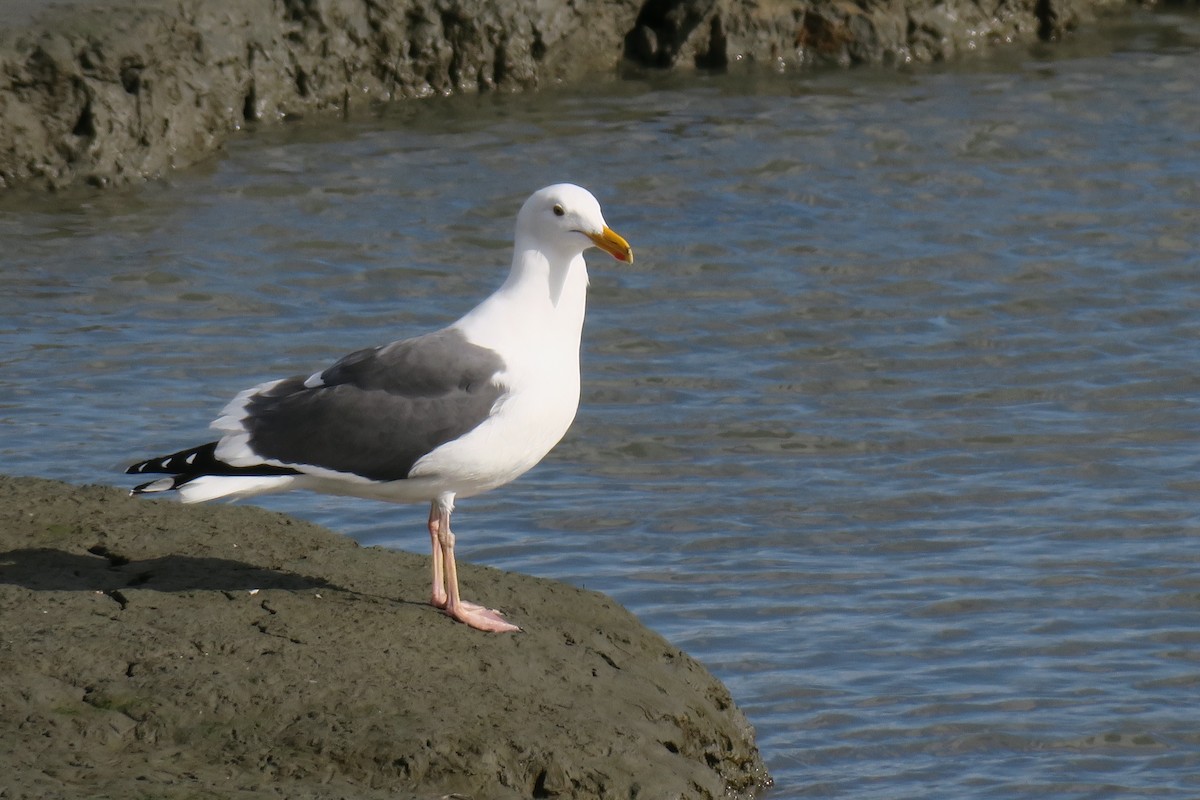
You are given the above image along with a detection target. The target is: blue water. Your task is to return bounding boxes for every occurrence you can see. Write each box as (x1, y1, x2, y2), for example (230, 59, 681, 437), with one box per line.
(3, 8, 1200, 797)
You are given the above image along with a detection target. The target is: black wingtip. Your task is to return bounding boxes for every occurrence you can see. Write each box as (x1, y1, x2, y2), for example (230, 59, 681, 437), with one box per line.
(125, 441, 301, 489)
(125, 442, 221, 477)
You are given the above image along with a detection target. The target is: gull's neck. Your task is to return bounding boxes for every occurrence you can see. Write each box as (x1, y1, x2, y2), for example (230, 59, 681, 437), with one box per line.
(455, 240, 590, 354)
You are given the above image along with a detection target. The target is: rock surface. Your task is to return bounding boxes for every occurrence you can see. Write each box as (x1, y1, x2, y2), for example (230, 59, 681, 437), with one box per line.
(0, 475, 769, 799)
(1, 0, 1135, 191)
(627, 0, 1133, 70)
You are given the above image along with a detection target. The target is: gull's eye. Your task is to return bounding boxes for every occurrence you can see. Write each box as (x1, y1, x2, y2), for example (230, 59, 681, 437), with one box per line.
(553, 204, 565, 217)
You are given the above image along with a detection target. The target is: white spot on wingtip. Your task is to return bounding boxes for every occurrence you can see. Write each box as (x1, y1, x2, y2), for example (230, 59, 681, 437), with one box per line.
(303, 372, 325, 389)
(185, 453, 197, 465)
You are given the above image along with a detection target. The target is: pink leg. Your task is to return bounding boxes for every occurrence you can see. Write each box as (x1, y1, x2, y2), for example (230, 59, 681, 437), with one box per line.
(430, 500, 520, 633)
(427, 502, 448, 608)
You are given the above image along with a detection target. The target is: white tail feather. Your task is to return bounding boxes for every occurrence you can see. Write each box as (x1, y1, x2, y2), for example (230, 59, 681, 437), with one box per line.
(176, 475, 298, 504)
(134, 477, 179, 494)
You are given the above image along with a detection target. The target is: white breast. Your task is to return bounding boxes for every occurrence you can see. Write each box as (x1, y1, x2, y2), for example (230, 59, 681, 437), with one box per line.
(409, 362, 580, 498)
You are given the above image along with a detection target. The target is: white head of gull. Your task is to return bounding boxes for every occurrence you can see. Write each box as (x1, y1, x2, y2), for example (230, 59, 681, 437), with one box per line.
(127, 184, 633, 632)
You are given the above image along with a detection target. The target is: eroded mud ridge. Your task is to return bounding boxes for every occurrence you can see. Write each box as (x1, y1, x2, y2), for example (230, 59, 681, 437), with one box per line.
(0, 0, 1129, 190)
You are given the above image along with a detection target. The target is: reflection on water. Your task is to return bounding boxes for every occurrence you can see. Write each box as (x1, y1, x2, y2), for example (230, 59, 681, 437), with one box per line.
(4, 8, 1200, 798)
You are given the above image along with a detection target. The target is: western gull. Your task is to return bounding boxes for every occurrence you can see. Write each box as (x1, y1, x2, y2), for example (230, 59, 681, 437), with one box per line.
(127, 183, 633, 633)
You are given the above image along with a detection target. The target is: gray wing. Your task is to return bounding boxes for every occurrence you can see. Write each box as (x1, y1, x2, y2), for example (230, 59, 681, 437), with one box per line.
(239, 328, 506, 482)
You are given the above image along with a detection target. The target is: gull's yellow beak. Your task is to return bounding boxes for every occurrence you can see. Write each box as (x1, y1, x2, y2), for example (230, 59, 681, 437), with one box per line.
(586, 226, 633, 263)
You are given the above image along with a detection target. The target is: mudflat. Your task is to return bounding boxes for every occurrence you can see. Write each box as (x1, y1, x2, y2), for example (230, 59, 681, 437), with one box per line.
(0, 475, 769, 799)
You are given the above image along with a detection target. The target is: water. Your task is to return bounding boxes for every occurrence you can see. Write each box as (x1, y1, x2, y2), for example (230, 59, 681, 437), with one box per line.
(4, 8, 1200, 797)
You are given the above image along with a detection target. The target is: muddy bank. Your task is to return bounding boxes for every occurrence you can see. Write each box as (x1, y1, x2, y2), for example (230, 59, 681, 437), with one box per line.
(0, 475, 769, 799)
(1, 0, 1136, 191)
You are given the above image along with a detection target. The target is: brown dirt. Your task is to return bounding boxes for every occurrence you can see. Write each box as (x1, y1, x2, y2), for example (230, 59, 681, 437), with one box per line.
(0, 475, 770, 799)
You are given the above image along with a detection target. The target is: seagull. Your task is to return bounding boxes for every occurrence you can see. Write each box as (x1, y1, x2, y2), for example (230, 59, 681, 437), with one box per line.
(127, 184, 633, 633)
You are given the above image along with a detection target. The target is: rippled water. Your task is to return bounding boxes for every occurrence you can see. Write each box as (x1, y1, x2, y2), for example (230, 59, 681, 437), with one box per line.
(4, 8, 1200, 797)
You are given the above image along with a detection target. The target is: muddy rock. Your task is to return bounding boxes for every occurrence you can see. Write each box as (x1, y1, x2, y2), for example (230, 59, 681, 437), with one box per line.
(0, 0, 639, 190)
(0, 475, 770, 799)
(1, 0, 1137, 191)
